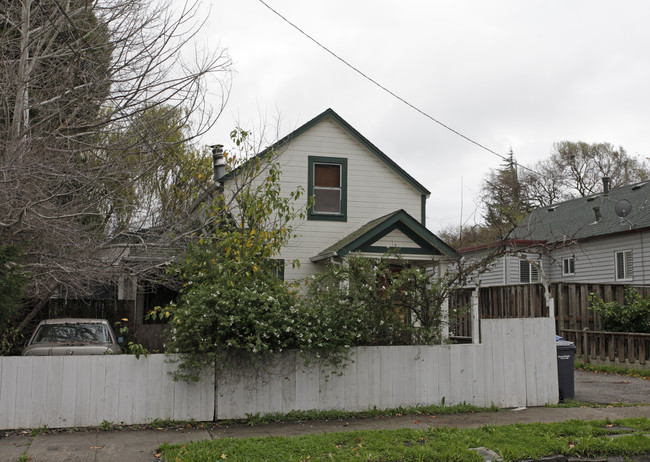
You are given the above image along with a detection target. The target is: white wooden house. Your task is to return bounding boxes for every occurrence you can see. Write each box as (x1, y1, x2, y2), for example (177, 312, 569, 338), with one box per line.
(462, 178, 650, 287)
(217, 108, 457, 281)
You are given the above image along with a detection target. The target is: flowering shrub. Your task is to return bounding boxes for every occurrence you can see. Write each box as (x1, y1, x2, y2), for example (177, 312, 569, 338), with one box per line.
(303, 254, 451, 346)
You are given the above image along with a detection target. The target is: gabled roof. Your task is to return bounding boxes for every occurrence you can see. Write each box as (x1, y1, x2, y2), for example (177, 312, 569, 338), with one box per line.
(512, 180, 650, 243)
(311, 209, 458, 262)
(221, 108, 431, 196)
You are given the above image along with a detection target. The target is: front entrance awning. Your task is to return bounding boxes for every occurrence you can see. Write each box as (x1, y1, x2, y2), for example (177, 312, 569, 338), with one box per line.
(310, 210, 458, 262)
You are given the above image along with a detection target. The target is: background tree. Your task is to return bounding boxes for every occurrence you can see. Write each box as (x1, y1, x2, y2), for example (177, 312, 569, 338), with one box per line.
(0, 0, 232, 337)
(522, 141, 650, 207)
(437, 223, 495, 250)
(446, 141, 650, 249)
(481, 149, 532, 239)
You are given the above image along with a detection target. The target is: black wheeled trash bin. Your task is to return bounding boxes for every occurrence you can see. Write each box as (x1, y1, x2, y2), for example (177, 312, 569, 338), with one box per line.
(556, 340, 576, 401)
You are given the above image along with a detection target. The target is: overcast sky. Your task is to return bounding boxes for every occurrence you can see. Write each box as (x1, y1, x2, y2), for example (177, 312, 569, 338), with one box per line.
(194, 0, 650, 234)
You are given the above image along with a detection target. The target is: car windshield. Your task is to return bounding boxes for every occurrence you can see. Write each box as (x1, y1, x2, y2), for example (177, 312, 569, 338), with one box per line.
(31, 323, 111, 344)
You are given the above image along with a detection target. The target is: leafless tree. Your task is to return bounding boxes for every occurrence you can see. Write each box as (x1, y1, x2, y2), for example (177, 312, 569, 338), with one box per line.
(522, 141, 650, 207)
(0, 0, 232, 331)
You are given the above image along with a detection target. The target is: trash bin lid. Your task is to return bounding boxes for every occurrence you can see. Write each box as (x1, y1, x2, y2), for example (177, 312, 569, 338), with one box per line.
(556, 340, 576, 351)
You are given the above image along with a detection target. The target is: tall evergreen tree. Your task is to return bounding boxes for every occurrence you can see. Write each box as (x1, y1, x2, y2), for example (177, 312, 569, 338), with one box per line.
(481, 149, 531, 238)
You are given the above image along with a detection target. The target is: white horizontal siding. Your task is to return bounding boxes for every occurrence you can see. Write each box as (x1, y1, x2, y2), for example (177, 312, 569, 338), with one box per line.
(374, 229, 421, 249)
(274, 118, 426, 281)
(465, 230, 650, 287)
(462, 253, 505, 287)
(548, 232, 650, 285)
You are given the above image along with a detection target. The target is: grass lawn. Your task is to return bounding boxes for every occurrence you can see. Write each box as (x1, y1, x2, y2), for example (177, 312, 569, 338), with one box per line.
(160, 417, 650, 462)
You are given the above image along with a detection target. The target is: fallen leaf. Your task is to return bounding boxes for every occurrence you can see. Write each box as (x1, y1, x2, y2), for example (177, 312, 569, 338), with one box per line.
(90, 446, 104, 450)
(221, 454, 227, 459)
(413, 420, 421, 424)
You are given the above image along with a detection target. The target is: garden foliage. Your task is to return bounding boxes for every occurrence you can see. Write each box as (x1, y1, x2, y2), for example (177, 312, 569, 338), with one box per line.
(304, 254, 451, 345)
(589, 286, 650, 333)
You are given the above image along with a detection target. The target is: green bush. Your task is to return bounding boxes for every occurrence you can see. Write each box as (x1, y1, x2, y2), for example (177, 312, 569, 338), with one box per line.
(589, 286, 650, 333)
(304, 254, 450, 346)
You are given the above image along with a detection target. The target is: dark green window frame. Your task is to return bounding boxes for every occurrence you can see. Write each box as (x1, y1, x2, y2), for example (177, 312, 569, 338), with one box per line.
(308, 156, 347, 221)
(272, 259, 285, 281)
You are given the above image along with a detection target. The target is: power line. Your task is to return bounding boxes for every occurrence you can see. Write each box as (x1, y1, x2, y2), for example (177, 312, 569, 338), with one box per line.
(257, 0, 510, 163)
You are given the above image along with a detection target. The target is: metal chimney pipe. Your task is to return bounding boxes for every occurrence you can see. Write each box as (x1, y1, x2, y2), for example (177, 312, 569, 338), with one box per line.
(211, 144, 225, 183)
(602, 176, 610, 196)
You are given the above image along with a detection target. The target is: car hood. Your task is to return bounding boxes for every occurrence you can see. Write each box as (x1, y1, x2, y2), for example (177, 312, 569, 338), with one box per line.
(21, 344, 120, 356)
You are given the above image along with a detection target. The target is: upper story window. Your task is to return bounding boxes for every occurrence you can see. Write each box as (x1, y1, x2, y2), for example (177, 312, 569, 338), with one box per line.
(519, 259, 540, 283)
(308, 156, 347, 221)
(562, 257, 575, 276)
(615, 250, 632, 281)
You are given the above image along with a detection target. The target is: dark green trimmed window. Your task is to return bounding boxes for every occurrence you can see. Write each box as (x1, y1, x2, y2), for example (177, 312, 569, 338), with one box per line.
(273, 259, 285, 281)
(263, 259, 285, 281)
(308, 156, 347, 221)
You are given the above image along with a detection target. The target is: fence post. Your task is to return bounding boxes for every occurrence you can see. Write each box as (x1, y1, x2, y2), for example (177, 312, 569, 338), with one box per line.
(471, 289, 480, 344)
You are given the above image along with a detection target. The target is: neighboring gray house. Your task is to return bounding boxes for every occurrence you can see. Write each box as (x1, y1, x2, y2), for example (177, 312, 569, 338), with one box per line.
(462, 178, 650, 287)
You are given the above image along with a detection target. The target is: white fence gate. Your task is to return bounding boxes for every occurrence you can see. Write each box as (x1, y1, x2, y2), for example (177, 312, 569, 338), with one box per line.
(0, 318, 558, 429)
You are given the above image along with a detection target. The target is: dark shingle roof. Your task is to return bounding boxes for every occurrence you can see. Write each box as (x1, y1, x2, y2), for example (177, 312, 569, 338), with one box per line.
(512, 180, 650, 243)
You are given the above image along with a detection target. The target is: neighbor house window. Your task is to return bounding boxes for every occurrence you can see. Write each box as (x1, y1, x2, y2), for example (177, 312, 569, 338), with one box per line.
(615, 250, 632, 281)
(562, 257, 575, 276)
(308, 156, 347, 221)
(519, 260, 539, 283)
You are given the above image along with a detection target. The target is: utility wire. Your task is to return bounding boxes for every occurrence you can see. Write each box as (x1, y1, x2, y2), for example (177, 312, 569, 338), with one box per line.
(257, 1, 548, 181)
(257, 0, 510, 163)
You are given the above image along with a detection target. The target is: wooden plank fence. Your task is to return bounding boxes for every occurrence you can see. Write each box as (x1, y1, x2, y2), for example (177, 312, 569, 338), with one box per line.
(451, 283, 649, 336)
(561, 329, 650, 370)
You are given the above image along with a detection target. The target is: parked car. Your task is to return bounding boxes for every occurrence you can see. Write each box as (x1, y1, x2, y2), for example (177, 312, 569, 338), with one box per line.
(21, 318, 121, 356)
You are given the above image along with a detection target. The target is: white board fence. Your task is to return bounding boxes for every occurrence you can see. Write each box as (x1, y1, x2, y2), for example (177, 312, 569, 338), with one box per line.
(0, 318, 558, 430)
(0, 354, 214, 430)
(216, 318, 558, 418)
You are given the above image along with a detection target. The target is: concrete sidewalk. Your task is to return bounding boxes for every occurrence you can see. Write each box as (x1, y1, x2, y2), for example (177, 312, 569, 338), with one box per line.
(1, 371, 648, 462)
(1, 406, 649, 462)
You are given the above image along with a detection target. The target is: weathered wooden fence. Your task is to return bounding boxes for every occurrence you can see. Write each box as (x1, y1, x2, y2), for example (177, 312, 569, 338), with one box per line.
(0, 318, 558, 430)
(0, 354, 214, 430)
(561, 329, 650, 370)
